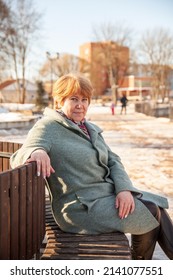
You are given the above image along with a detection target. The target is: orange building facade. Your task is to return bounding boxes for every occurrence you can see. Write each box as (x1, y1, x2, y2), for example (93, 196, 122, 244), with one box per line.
(79, 41, 129, 98)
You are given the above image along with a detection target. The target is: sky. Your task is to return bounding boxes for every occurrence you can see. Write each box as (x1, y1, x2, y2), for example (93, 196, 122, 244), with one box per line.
(33, 0, 173, 55)
(29, 0, 173, 78)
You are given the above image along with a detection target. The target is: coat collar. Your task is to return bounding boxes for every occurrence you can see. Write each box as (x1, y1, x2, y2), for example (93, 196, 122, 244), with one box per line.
(43, 107, 70, 127)
(43, 107, 103, 142)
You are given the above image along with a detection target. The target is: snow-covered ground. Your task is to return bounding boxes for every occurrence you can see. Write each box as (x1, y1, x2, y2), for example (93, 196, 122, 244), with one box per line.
(0, 102, 173, 259)
(0, 103, 35, 112)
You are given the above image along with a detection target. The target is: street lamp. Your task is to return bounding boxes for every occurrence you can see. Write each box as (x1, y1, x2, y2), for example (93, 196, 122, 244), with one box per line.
(46, 51, 59, 106)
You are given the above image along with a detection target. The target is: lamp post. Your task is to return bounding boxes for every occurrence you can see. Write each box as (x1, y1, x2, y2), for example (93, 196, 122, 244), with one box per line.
(46, 51, 59, 107)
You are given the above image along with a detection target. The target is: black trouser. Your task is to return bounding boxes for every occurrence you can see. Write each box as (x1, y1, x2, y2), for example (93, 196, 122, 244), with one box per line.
(131, 199, 173, 260)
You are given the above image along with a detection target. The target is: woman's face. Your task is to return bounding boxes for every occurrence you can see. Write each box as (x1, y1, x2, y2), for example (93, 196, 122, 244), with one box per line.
(61, 94, 89, 122)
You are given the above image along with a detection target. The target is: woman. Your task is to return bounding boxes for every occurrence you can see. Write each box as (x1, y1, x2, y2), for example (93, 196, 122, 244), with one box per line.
(10, 73, 173, 260)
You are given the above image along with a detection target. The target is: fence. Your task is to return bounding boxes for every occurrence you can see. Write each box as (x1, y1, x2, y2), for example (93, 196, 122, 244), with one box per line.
(134, 101, 173, 119)
(0, 141, 45, 260)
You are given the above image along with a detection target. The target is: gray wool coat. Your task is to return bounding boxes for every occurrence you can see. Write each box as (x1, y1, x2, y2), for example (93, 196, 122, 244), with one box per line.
(10, 107, 169, 235)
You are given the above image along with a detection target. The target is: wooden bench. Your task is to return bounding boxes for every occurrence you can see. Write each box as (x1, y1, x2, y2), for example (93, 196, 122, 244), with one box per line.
(41, 197, 131, 260)
(0, 141, 132, 260)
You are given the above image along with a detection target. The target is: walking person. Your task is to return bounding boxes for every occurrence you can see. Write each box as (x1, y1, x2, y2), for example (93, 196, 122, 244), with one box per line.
(10, 73, 173, 260)
(110, 102, 115, 115)
(120, 93, 128, 114)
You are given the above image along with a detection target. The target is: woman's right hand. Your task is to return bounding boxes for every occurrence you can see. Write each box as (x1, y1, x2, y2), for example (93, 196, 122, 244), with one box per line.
(26, 149, 55, 178)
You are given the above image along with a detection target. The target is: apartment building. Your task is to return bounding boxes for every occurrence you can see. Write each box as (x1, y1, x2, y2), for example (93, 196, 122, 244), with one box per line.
(79, 41, 129, 98)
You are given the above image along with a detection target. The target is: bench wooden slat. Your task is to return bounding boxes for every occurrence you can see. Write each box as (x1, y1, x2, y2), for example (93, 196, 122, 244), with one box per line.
(26, 164, 33, 259)
(37, 174, 45, 255)
(18, 166, 27, 259)
(10, 169, 19, 259)
(32, 164, 38, 255)
(42, 251, 130, 260)
(41, 254, 128, 260)
(0, 157, 2, 172)
(43, 246, 130, 254)
(0, 173, 10, 259)
(46, 237, 129, 247)
(8, 142, 15, 154)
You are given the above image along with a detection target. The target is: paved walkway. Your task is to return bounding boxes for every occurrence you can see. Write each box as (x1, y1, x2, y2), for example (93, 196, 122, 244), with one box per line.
(87, 102, 173, 260)
(1, 103, 172, 259)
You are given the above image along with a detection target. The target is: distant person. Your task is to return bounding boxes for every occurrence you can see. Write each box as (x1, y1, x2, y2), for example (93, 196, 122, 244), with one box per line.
(110, 102, 115, 115)
(10, 73, 173, 260)
(120, 93, 128, 114)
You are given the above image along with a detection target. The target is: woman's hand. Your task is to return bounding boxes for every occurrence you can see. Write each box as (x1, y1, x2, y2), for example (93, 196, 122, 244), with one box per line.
(26, 149, 55, 178)
(115, 191, 135, 219)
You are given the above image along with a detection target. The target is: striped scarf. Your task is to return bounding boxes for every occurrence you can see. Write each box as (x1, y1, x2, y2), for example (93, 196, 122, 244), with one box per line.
(57, 110, 90, 139)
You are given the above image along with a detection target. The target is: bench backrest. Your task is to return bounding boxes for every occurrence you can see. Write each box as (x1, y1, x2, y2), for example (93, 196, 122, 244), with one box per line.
(0, 141, 22, 171)
(0, 141, 45, 260)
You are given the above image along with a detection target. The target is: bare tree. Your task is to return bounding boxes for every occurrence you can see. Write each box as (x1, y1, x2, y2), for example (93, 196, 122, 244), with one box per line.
(0, 0, 11, 80)
(92, 21, 133, 103)
(3, 0, 41, 103)
(0, 0, 10, 49)
(139, 28, 173, 103)
(55, 54, 90, 76)
(40, 53, 90, 82)
(39, 53, 91, 106)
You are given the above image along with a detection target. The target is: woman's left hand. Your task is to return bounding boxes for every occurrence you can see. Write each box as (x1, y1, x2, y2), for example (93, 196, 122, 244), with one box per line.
(115, 191, 135, 219)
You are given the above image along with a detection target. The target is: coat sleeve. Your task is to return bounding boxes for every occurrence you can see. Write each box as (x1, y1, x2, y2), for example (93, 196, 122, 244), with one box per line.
(10, 118, 53, 168)
(99, 133, 141, 196)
